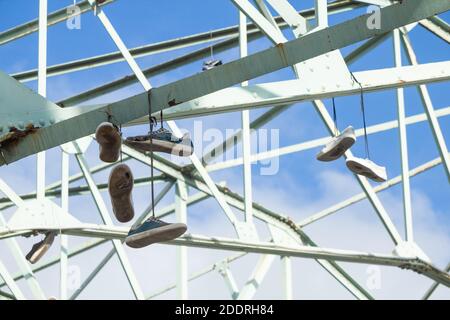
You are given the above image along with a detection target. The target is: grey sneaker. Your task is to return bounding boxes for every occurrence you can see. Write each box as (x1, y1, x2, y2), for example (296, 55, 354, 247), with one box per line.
(26, 232, 56, 264)
(95, 122, 121, 163)
(202, 59, 222, 71)
(317, 126, 356, 162)
(346, 156, 387, 182)
(124, 128, 193, 157)
(108, 164, 134, 223)
(125, 217, 187, 248)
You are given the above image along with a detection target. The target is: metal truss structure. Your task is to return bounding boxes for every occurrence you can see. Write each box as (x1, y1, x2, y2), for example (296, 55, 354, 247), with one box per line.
(0, 0, 449, 300)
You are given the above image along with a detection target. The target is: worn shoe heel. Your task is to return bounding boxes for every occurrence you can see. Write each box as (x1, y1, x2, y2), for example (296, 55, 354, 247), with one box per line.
(95, 122, 121, 163)
(108, 164, 134, 223)
(26, 232, 56, 264)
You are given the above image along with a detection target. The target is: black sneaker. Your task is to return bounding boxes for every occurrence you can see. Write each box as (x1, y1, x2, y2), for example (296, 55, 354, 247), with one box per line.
(125, 217, 187, 248)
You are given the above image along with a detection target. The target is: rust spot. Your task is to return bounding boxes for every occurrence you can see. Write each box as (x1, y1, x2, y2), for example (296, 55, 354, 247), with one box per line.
(168, 98, 181, 107)
(276, 43, 288, 66)
(0, 124, 40, 148)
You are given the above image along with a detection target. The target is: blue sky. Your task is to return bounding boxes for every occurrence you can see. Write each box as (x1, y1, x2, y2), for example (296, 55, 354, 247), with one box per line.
(0, 0, 449, 299)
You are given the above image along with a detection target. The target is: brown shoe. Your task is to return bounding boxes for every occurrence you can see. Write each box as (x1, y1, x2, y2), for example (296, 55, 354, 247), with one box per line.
(95, 122, 121, 163)
(108, 164, 134, 223)
(26, 232, 56, 264)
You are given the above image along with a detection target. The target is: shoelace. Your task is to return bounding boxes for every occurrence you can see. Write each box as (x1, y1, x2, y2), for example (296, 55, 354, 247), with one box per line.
(332, 97, 338, 137)
(351, 72, 371, 160)
(147, 91, 156, 219)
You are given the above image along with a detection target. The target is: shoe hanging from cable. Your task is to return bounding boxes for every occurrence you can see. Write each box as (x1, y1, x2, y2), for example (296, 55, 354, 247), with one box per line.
(125, 90, 187, 249)
(202, 30, 222, 71)
(345, 73, 387, 182)
(25, 232, 56, 264)
(108, 163, 135, 223)
(317, 97, 356, 162)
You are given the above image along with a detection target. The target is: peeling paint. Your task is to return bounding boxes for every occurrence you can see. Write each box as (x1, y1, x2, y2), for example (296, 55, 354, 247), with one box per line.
(0, 124, 39, 148)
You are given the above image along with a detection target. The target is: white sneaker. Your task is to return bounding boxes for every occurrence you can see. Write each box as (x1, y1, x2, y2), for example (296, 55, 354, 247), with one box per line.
(346, 156, 387, 182)
(317, 126, 356, 162)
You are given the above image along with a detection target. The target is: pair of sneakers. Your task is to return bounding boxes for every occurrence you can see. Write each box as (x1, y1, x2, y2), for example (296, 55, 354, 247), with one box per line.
(316, 126, 387, 182)
(96, 122, 189, 248)
(25, 122, 192, 264)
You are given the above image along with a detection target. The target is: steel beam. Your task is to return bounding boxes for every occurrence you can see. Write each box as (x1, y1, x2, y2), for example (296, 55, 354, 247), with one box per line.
(11, 1, 359, 83)
(206, 106, 450, 172)
(394, 29, 413, 242)
(419, 17, 450, 44)
(401, 32, 450, 182)
(0, 1, 116, 46)
(2, 0, 448, 166)
(75, 153, 144, 300)
(175, 180, 188, 300)
(0, 259, 24, 300)
(120, 145, 373, 299)
(299, 155, 446, 227)
(237, 255, 275, 299)
(422, 262, 450, 299)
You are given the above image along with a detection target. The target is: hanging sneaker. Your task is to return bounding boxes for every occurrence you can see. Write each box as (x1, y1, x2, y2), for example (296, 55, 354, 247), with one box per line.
(202, 59, 222, 71)
(25, 232, 56, 264)
(108, 164, 134, 223)
(317, 126, 356, 162)
(95, 122, 121, 163)
(125, 217, 187, 248)
(124, 127, 194, 157)
(346, 156, 387, 182)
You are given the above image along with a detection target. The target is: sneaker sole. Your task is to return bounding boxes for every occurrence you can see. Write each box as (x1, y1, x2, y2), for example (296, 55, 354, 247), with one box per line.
(346, 159, 386, 182)
(317, 136, 355, 162)
(26, 233, 56, 264)
(124, 139, 193, 157)
(95, 123, 121, 163)
(125, 223, 187, 248)
(109, 164, 134, 223)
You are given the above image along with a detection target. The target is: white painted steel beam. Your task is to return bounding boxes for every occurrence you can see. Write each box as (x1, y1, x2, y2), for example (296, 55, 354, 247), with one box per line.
(2, 0, 448, 166)
(394, 29, 413, 242)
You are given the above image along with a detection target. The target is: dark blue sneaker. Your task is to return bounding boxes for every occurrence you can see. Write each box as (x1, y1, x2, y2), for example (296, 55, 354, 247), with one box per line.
(124, 128, 193, 157)
(125, 217, 187, 248)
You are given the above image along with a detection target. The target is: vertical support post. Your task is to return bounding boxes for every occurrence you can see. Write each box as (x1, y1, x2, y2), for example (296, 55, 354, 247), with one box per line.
(315, 0, 328, 28)
(400, 32, 450, 182)
(175, 180, 188, 300)
(281, 256, 293, 300)
(393, 29, 413, 242)
(37, 0, 47, 201)
(60, 151, 69, 300)
(239, 10, 253, 223)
